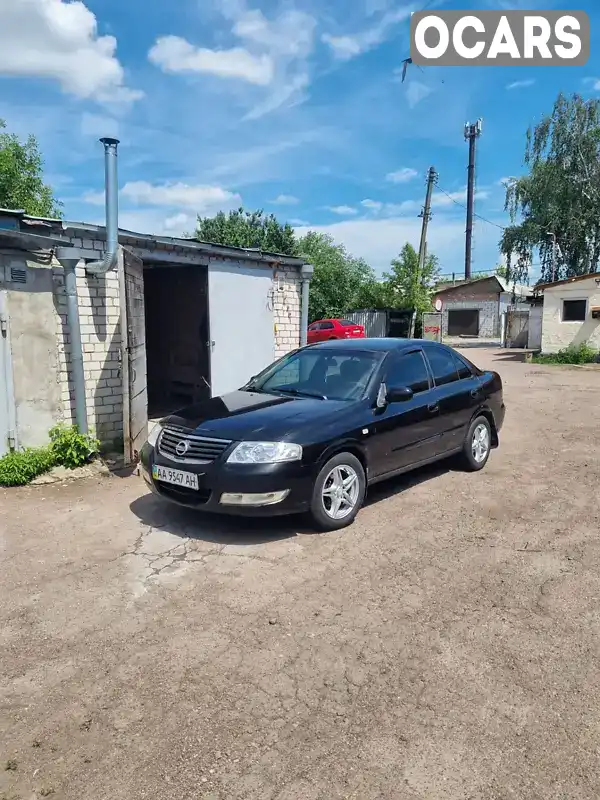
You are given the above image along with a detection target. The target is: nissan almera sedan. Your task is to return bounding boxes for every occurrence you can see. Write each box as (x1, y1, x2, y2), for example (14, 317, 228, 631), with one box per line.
(140, 338, 505, 532)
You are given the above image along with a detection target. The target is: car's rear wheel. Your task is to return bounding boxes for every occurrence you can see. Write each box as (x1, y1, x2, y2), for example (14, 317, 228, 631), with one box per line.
(460, 415, 492, 471)
(309, 452, 366, 531)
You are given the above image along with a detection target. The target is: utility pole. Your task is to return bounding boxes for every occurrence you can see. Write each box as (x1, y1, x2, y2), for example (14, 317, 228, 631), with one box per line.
(464, 119, 482, 280)
(410, 165, 437, 337)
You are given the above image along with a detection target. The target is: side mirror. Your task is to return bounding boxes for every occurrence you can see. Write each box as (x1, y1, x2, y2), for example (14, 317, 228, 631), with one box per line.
(387, 386, 413, 403)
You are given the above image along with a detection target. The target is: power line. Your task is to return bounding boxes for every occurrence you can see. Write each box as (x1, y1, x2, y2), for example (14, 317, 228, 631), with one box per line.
(436, 186, 506, 230)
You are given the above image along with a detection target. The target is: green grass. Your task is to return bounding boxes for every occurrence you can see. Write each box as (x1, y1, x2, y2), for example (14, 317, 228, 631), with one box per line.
(532, 343, 599, 365)
(0, 448, 56, 487)
(0, 424, 101, 487)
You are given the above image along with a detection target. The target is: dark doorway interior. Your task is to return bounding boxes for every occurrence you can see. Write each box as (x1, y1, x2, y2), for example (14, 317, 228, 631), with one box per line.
(144, 264, 210, 417)
(447, 308, 480, 337)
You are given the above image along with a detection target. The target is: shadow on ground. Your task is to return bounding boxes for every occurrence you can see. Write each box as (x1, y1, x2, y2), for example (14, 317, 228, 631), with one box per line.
(129, 461, 452, 545)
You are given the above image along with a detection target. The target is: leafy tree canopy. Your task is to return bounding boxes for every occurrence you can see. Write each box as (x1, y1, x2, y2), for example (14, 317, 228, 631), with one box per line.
(383, 243, 440, 315)
(297, 231, 382, 321)
(0, 119, 61, 217)
(195, 207, 298, 256)
(501, 93, 600, 284)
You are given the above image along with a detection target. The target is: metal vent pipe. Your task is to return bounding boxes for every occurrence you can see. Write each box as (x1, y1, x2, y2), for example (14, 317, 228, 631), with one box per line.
(55, 137, 120, 434)
(86, 137, 120, 275)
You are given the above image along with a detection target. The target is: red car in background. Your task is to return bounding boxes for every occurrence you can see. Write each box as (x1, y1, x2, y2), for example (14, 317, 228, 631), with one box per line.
(307, 318, 366, 344)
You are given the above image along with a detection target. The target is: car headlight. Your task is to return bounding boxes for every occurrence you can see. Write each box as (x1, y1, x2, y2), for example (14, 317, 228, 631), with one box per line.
(146, 422, 163, 448)
(227, 441, 302, 464)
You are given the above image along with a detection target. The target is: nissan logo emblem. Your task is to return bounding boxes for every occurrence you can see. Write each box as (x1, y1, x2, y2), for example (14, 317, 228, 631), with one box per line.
(175, 440, 189, 456)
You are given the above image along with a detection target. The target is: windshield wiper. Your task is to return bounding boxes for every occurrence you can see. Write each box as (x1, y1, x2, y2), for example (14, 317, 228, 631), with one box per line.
(273, 387, 327, 400)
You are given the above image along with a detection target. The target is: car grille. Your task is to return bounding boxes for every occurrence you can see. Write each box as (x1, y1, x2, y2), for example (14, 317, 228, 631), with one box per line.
(156, 483, 211, 506)
(157, 425, 232, 464)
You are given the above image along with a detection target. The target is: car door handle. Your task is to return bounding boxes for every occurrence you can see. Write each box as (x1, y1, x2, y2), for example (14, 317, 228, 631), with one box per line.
(427, 403, 439, 413)
(470, 388, 481, 398)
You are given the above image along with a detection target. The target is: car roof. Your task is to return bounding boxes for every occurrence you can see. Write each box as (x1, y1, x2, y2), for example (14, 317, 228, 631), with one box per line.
(304, 337, 442, 353)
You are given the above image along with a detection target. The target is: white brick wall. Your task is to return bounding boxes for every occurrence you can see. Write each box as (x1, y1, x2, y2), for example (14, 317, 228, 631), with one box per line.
(52, 262, 123, 446)
(273, 266, 302, 358)
(541, 278, 600, 353)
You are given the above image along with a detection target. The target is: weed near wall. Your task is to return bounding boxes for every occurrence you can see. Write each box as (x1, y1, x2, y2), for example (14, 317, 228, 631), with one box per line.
(0, 424, 101, 487)
(533, 343, 599, 365)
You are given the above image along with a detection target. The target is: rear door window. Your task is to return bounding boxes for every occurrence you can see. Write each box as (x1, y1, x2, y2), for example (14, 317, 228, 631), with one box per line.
(425, 347, 460, 387)
(452, 352, 473, 380)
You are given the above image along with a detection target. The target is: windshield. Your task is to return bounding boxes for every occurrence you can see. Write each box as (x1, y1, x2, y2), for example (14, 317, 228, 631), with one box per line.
(249, 349, 381, 401)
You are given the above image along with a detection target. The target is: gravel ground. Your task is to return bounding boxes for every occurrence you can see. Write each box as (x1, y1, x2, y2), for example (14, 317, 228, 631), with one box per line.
(2, 348, 600, 800)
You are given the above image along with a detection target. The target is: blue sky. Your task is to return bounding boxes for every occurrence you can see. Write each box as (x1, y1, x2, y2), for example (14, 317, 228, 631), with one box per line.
(1, 0, 599, 281)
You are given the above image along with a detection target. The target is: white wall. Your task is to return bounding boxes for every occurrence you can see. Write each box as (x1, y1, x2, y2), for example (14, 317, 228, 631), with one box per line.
(541, 277, 600, 353)
(1, 255, 62, 449)
(528, 305, 543, 350)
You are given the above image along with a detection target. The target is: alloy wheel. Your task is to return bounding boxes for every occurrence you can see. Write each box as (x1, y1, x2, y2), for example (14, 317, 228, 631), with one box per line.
(321, 464, 360, 520)
(471, 422, 490, 463)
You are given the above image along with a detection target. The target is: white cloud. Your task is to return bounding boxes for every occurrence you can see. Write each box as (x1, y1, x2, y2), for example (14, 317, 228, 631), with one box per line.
(83, 182, 241, 213)
(149, 5, 316, 117)
(269, 194, 299, 205)
(163, 212, 195, 233)
(361, 199, 383, 211)
(322, 5, 414, 60)
(233, 8, 316, 59)
(288, 217, 310, 226)
(326, 205, 358, 216)
(148, 36, 274, 85)
(0, 0, 141, 104)
(386, 167, 419, 184)
(293, 213, 503, 275)
(583, 77, 600, 91)
(506, 79, 535, 90)
(350, 188, 491, 219)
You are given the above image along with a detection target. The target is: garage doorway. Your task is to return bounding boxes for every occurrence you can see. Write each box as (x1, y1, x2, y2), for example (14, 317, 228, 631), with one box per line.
(143, 264, 210, 418)
(447, 309, 480, 337)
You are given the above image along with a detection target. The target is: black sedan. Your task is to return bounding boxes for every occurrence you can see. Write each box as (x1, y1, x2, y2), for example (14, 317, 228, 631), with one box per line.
(140, 339, 505, 532)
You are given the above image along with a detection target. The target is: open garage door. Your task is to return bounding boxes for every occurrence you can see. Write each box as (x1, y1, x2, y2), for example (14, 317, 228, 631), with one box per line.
(120, 247, 148, 465)
(448, 309, 480, 337)
(208, 262, 274, 397)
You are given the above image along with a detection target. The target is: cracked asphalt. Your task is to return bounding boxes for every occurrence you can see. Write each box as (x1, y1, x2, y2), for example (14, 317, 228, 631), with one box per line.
(2, 348, 600, 800)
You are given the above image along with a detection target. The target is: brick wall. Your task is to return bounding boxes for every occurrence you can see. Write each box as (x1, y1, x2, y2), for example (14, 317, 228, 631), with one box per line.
(52, 262, 123, 447)
(433, 281, 500, 338)
(273, 265, 302, 358)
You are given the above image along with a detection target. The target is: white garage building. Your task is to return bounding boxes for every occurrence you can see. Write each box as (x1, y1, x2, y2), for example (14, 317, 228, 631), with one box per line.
(0, 213, 307, 462)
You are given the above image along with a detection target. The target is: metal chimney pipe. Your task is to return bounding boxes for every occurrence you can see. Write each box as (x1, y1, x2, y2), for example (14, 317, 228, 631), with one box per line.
(86, 137, 120, 275)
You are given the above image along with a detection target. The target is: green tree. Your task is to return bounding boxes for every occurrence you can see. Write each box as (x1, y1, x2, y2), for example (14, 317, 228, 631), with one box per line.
(501, 92, 600, 283)
(382, 243, 440, 314)
(195, 207, 298, 255)
(0, 119, 61, 217)
(297, 231, 379, 321)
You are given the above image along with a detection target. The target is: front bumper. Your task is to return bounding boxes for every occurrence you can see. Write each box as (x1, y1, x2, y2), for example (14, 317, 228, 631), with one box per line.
(139, 443, 314, 517)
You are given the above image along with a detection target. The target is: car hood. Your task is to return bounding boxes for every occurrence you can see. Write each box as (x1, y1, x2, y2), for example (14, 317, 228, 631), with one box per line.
(162, 390, 351, 440)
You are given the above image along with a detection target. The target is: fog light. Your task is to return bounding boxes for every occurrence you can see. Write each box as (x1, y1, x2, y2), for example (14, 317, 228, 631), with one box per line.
(220, 490, 289, 507)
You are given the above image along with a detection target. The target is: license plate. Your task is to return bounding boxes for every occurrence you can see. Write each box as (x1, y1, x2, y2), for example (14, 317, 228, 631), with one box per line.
(152, 464, 199, 490)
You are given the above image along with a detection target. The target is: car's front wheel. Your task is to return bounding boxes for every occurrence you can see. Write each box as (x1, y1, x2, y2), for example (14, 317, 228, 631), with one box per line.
(309, 452, 366, 531)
